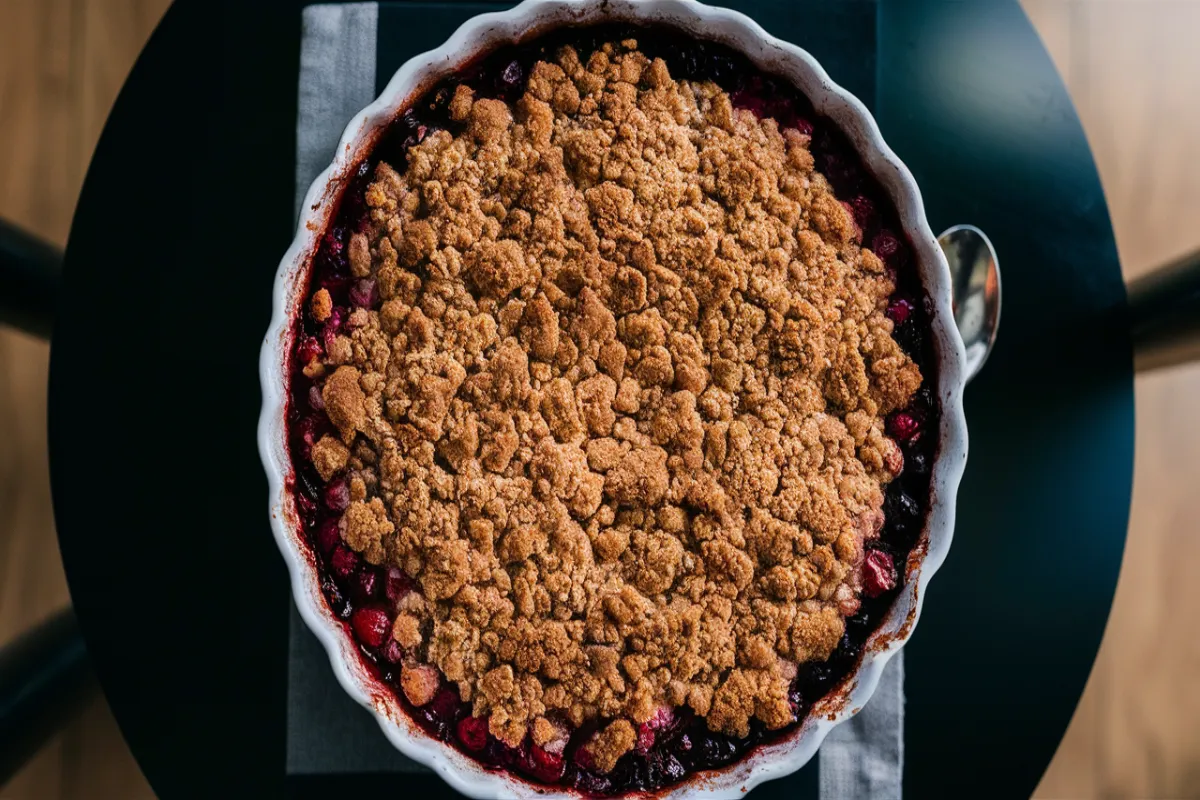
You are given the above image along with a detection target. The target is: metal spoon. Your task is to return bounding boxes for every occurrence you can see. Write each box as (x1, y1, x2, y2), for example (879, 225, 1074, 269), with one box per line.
(938, 224, 1001, 382)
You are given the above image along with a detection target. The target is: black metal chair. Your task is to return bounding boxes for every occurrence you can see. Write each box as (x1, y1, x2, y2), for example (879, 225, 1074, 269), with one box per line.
(0, 211, 1196, 788)
(0, 220, 96, 787)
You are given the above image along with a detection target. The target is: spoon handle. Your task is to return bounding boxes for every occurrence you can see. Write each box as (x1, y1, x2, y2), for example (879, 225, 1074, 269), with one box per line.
(1128, 248, 1200, 371)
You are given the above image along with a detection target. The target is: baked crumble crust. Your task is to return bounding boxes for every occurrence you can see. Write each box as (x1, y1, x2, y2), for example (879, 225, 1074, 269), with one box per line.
(302, 39, 921, 767)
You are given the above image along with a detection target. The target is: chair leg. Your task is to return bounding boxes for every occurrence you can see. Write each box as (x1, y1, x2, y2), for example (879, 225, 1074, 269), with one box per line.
(0, 607, 96, 787)
(0, 219, 61, 341)
(1129, 248, 1200, 371)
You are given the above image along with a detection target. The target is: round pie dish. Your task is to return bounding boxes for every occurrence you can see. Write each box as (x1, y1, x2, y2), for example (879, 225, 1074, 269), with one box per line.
(258, 0, 969, 797)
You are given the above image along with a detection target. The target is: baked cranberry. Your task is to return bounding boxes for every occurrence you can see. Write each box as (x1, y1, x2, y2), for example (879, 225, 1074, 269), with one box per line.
(385, 567, 415, 605)
(429, 687, 460, 721)
(884, 490, 921, 538)
(840, 201, 863, 241)
(352, 568, 380, 602)
(423, 687, 461, 739)
(894, 317, 925, 357)
(456, 716, 489, 752)
(572, 743, 596, 771)
(730, 88, 767, 118)
(339, 161, 373, 224)
(650, 706, 676, 729)
(846, 195, 875, 231)
(296, 335, 322, 365)
(528, 744, 566, 783)
(321, 307, 346, 350)
(323, 578, 348, 618)
(871, 229, 905, 266)
(318, 226, 348, 272)
(895, 489, 920, 519)
(315, 518, 341, 555)
(349, 279, 379, 309)
(326, 305, 346, 332)
(793, 117, 814, 137)
(324, 477, 350, 511)
(330, 545, 359, 580)
(323, 227, 345, 257)
(382, 639, 404, 664)
(307, 384, 326, 410)
(646, 751, 686, 785)
(636, 724, 656, 754)
(295, 416, 321, 458)
(788, 686, 803, 716)
(636, 706, 676, 753)
(350, 606, 391, 648)
(886, 296, 914, 325)
(818, 152, 861, 192)
(499, 60, 523, 92)
(676, 732, 693, 754)
(573, 770, 612, 796)
(318, 272, 351, 298)
(863, 550, 897, 598)
(767, 95, 796, 124)
(491, 738, 525, 769)
(695, 732, 738, 767)
(886, 411, 920, 443)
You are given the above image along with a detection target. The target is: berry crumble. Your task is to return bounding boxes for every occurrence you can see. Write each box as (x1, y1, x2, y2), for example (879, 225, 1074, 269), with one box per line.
(287, 27, 939, 796)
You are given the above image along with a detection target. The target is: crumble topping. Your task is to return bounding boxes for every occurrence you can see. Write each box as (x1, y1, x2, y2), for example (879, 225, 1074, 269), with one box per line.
(303, 39, 920, 766)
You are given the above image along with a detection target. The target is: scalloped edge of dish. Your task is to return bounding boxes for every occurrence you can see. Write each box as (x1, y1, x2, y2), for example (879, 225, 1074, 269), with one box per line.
(258, 1, 969, 797)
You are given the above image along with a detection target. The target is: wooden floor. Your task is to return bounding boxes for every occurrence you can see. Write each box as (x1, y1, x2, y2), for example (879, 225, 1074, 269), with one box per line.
(1, 0, 1197, 797)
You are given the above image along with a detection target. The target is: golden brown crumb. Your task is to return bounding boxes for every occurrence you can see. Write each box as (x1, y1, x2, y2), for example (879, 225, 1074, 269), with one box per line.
(348, 232, 372, 278)
(340, 497, 393, 564)
(392, 613, 423, 649)
(305, 40, 921, 763)
(531, 716, 568, 752)
(587, 720, 637, 773)
(310, 434, 349, 481)
(322, 366, 366, 441)
(400, 662, 440, 707)
(310, 288, 332, 322)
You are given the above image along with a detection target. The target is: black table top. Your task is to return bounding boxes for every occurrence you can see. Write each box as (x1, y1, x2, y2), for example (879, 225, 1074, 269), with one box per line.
(47, 0, 1133, 798)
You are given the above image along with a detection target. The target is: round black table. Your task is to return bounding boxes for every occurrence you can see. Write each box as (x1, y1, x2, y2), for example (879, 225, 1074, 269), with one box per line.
(47, 0, 1133, 797)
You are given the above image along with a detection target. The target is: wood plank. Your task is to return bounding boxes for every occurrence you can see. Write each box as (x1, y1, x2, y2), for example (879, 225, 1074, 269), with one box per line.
(1021, 0, 1077, 90)
(1094, 363, 1200, 800)
(79, 0, 173, 169)
(1025, 1, 1200, 798)
(0, 1, 167, 797)
(1071, 0, 1200, 277)
(0, 0, 77, 649)
(0, 0, 81, 242)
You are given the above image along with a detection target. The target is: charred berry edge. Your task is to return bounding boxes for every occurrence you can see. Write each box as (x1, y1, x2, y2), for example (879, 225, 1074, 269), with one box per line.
(283, 23, 939, 797)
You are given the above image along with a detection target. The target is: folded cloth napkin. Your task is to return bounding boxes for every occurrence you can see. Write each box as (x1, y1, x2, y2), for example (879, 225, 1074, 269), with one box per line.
(290, 4, 904, 797)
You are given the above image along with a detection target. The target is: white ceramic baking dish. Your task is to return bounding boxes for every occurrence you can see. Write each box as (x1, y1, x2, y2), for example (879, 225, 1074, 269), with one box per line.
(259, 0, 969, 796)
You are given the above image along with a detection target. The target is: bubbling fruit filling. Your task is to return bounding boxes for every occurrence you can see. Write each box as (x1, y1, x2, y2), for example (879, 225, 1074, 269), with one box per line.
(287, 26, 939, 797)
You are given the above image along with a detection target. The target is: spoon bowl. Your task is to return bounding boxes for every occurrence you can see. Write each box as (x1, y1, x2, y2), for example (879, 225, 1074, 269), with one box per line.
(939, 224, 1001, 382)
